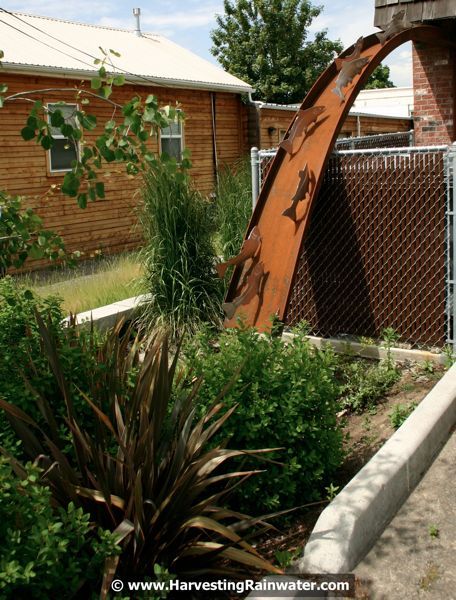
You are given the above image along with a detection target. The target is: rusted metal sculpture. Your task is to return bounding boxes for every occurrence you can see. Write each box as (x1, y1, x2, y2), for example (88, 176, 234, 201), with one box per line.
(222, 261, 264, 319)
(335, 36, 364, 70)
(333, 56, 371, 101)
(280, 106, 325, 155)
(216, 225, 261, 278)
(377, 10, 412, 45)
(223, 24, 454, 332)
(282, 164, 311, 222)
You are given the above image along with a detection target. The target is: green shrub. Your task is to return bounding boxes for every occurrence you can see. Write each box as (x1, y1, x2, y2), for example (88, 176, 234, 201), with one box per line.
(338, 359, 400, 413)
(0, 277, 117, 453)
(389, 402, 417, 429)
(138, 157, 222, 338)
(0, 458, 119, 599)
(184, 323, 344, 513)
(214, 158, 252, 262)
(0, 319, 280, 583)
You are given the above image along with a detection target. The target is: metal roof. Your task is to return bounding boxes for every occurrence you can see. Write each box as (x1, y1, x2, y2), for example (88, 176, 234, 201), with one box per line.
(0, 11, 253, 94)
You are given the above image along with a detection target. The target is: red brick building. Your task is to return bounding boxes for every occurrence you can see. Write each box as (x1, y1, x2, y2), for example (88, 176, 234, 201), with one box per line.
(375, 0, 456, 145)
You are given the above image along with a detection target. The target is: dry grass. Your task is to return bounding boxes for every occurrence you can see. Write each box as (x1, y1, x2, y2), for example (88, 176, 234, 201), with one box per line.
(16, 253, 144, 314)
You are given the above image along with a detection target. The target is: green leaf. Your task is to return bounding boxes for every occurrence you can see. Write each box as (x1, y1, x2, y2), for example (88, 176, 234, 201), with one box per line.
(26, 116, 38, 129)
(0, 50, 4, 60)
(109, 49, 121, 57)
(91, 78, 102, 90)
(81, 114, 97, 130)
(0, 83, 7, 93)
(100, 86, 113, 99)
(99, 66, 107, 78)
(28, 244, 45, 260)
(41, 136, 53, 150)
(61, 172, 80, 197)
(61, 123, 74, 138)
(95, 182, 105, 199)
(113, 75, 125, 86)
(50, 110, 65, 128)
(21, 127, 36, 141)
(77, 193, 87, 209)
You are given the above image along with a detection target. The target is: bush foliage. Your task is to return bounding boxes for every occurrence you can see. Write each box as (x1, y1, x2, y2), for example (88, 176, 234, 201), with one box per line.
(0, 458, 119, 599)
(184, 323, 344, 513)
(0, 317, 280, 588)
(0, 277, 107, 451)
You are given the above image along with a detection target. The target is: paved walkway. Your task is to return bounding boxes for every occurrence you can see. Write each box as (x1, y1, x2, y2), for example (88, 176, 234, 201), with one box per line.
(354, 431, 456, 599)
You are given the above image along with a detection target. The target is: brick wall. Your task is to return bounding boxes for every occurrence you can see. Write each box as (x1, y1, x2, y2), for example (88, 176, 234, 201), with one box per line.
(413, 43, 456, 146)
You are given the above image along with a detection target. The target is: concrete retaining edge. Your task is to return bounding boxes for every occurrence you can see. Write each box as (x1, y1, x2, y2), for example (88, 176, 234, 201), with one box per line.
(298, 361, 456, 574)
(282, 332, 447, 365)
(246, 365, 456, 598)
(61, 294, 148, 332)
(66, 298, 447, 367)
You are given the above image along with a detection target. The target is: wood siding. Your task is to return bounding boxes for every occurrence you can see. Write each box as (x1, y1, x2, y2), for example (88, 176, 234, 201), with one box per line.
(257, 107, 412, 149)
(374, 0, 456, 26)
(0, 73, 249, 263)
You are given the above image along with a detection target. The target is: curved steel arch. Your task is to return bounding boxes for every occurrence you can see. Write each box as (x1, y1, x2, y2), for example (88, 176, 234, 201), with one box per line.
(223, 25, 454, 331)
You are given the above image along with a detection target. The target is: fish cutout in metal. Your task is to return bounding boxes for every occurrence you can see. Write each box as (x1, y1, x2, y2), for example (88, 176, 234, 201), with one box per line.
(282, 164, 311, 222)
(216, 226, 261, 278)
(332, 56, 370, 101)
(377, 10, 410, 45)
(222, 261, 265, 320)
(280, 106, 325, 155)
(335, 37, 364, 71)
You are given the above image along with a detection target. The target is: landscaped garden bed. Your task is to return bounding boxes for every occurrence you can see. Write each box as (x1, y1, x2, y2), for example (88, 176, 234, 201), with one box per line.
(0, 272, 448, 598)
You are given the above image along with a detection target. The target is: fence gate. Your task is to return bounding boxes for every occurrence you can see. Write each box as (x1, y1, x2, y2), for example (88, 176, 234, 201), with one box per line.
(254, 142, 455, 348)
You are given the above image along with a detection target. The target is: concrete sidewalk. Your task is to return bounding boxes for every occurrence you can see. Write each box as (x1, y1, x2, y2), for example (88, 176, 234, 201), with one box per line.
(354, 430, 456, 599)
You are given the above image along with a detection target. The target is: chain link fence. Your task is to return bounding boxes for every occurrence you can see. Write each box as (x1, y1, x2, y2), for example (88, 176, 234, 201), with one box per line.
(253, 137, 456, 348)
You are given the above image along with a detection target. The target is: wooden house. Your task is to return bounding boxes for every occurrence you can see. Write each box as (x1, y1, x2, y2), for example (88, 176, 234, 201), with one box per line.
(252, 97, 413, 150)
(0, 11, 253, 258)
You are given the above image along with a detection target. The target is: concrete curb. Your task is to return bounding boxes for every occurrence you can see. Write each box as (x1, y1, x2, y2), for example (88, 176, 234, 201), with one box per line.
(282, 332, 447, 365)
(62, 294, 148, 332)
(297, 362, 456, 574)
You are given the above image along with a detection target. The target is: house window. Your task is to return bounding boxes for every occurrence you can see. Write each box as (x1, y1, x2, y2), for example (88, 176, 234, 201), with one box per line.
(47, 103, 78, 172)
(160, 119, 183, 161)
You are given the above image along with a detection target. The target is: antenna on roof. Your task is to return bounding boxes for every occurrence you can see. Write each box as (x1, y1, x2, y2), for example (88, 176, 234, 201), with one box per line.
(133, 8, 142, 37)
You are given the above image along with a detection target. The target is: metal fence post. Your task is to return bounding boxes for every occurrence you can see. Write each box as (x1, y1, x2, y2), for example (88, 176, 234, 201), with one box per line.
(447, 145, 456, 351)
(250, 147, 259, 211)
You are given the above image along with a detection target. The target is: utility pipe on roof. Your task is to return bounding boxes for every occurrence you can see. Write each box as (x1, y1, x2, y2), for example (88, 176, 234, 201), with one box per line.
(133, 8, 142, 37)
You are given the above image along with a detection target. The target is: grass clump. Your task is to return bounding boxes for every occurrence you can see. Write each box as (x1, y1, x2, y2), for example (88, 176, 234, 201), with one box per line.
(214, 158, 252, 261)
(138, 157, 222, 338)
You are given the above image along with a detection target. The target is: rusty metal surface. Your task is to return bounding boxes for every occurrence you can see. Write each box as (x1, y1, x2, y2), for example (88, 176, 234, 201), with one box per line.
(224, 25, 454, 332)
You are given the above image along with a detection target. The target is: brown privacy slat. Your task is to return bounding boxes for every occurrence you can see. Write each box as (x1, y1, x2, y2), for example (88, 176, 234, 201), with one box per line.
(285, 150, 446, 347)
(224, 25, 454, 333)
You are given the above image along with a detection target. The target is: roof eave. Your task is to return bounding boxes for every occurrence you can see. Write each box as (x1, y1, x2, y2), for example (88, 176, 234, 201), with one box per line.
(1, 63, 254, 95)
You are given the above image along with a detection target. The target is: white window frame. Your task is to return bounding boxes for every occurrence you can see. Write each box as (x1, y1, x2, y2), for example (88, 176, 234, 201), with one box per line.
(46, 103, 79, 174)
(159, 114, 184, 162)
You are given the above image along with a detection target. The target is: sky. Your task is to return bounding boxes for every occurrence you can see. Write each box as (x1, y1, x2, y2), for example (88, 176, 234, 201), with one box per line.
(0, 0, 413, 88)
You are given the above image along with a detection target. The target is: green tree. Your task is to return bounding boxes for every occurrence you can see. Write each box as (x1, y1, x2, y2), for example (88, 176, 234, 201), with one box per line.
(211, 0, 343, 104)
(365, 64, 395, 89)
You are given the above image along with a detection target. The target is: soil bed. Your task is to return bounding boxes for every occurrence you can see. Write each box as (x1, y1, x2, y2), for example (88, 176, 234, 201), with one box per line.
(253, 361, 445, 573)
